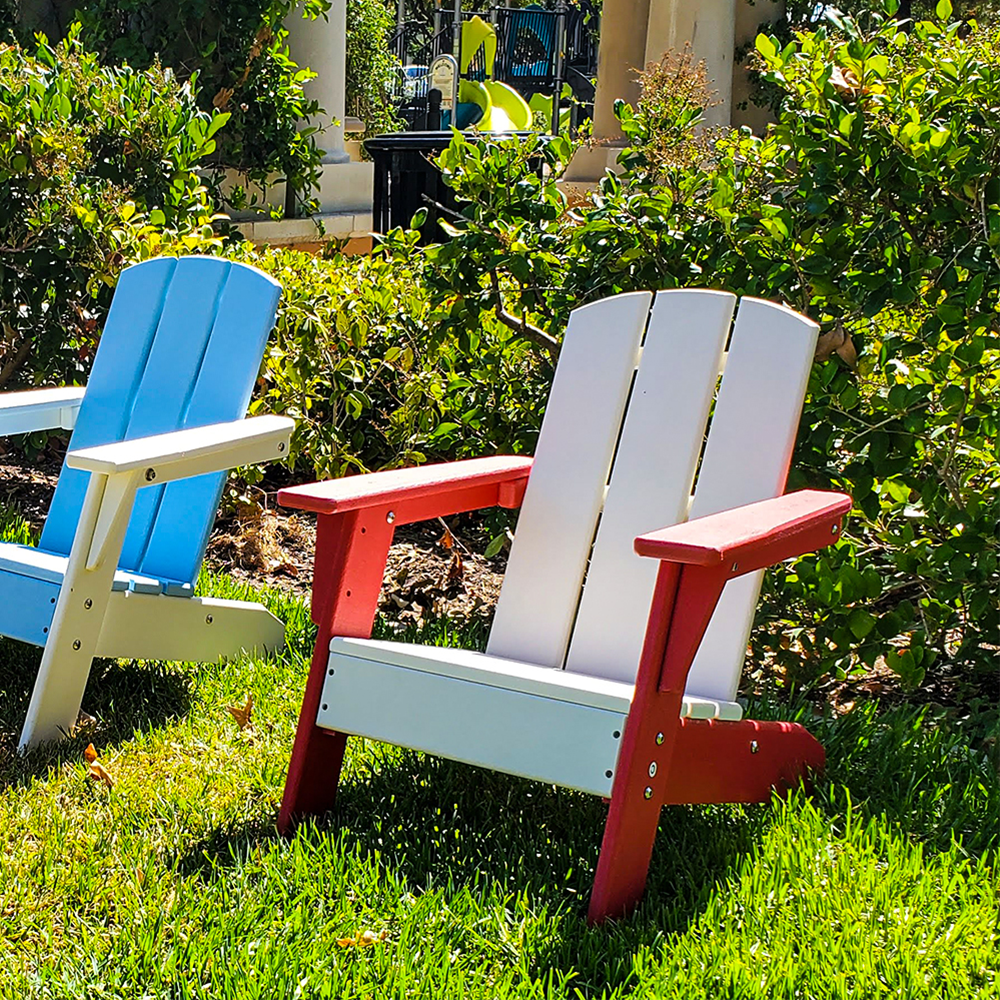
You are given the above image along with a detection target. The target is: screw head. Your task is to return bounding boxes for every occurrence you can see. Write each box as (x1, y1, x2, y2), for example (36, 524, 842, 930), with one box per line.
(386, 511, 396, 524)
(643, 786, 653, 800)
(205, 615, 213, 624)
(277, 442, 285, 453)
(145, 468, 156, 482)
(72, 640, 81, 651)
(648, 761, 658, 778)
(750, 740, 759, 754)
(831, 523, 839, 534)
(84, 599, 93, 610)
(731, 561, 739, 572)
(655, 732, 664, 745)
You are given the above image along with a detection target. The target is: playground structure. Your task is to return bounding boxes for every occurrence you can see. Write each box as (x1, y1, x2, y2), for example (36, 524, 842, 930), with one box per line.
(391, 1, 598, 133)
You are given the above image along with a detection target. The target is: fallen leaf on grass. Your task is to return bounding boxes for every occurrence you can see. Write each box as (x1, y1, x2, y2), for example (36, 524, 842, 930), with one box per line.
(228, 693, 253, 730)
(84, 743, 114, 788)
(336, 929, 387, 948)
(437, 526, 455, 550)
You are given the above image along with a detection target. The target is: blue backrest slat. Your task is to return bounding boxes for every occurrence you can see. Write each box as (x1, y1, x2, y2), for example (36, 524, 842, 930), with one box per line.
(137, 262, 282, 583)
(40, 257, 178, 555)
(40, 257, 281, 590)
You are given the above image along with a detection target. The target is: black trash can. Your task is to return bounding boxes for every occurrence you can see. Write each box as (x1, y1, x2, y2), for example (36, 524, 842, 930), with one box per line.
(366, 132, 459, 244)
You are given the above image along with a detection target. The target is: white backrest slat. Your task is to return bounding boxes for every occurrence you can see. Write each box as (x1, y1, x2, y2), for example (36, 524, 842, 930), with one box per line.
(565, 289, 736, 682)
(487, 292, 653, 668)
(684, 297, 818, 701)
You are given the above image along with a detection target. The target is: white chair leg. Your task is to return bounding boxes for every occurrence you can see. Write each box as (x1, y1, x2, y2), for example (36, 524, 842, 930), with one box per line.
(19, 470, 139, 749)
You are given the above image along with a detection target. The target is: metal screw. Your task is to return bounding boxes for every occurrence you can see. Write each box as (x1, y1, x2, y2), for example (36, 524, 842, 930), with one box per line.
(831, 523, 839, 534)
(605, 769, 613, 778)
(277, 442, 285, 453)
(72, 640, 81, 650)
(655, 732, 664, 745)
(205, 615, 213, 624)
(643, 786, 653, 800)
(328, 668, 335, 676)
(731, 561, 739, 572)
(321, 703, 328, 712)
(648, 761, 658, 778)
(145, 468, 156, 482)
(386, 511, 396, 524)
(84, 599, 93, 610)
(750, 740, 759, 754)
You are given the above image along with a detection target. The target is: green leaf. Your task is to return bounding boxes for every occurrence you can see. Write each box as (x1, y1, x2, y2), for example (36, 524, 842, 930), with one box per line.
(935, 0, 952, 19)
(848, 609, 876, 639)
(755, 34, 777, 60)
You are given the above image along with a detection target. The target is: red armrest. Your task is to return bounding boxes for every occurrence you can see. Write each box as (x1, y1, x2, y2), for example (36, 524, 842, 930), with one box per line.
(278, 456, 533, 516)
(635, 490, 851, 575)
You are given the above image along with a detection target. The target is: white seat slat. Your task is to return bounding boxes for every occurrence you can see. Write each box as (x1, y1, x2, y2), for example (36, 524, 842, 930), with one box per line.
(319, 649, 627, 796)
(566, 289, 735, 683)
(329, 637, 743, 721)
(487, 292, 653, 669)
(684, 298, 819, 702)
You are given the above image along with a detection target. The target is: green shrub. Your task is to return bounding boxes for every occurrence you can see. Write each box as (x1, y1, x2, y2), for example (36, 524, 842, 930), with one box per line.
(50, 1, 329, 211)
(416, 4, 999, 696)
(346, 0, 400, 139)
(0, 29, 223, 388)
(225, 241, 546, 482)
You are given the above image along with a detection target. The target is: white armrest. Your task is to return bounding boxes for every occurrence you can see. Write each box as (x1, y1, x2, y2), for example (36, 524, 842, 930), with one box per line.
(66, 415, 295, 485)
(0, 387, 86, 435)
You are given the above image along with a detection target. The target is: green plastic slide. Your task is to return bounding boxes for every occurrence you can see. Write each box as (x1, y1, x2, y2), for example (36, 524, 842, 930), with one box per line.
(457, 78, 531, 132)
(456, 15, 533, 132)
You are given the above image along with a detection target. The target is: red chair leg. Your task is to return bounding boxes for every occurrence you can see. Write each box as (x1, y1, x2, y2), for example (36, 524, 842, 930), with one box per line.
(588, 684, 688, 924)
(278, 508, 394, 835)
(277, 636, 350, 833)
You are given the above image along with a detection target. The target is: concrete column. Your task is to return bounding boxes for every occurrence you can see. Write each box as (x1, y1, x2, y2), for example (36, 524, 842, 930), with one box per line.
(644, 0, 737, 127)
(564, 0, 651, 181)
(283, 0, 374, 218)
(285, 0, 351, 165)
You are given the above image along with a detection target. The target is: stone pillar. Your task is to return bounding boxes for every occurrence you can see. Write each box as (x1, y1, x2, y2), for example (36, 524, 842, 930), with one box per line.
(564, 0, 651, 181)
(285, 0, 351, 166)
(644, 0, 736, 127)
(283, 0, 374, 218)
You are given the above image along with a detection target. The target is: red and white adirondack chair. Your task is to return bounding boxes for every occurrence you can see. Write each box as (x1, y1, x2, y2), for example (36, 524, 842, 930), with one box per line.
(276, 290, 851, 923)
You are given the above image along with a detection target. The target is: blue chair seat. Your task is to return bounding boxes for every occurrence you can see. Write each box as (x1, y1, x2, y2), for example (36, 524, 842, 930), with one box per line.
(0, 542, 196, 647)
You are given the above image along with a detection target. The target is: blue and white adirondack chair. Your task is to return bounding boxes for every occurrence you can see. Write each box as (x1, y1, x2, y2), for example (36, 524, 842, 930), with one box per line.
(0, 256, 294, 749)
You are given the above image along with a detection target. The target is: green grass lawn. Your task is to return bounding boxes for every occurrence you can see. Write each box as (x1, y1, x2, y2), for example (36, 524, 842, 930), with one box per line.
(0, 556, 996, 997)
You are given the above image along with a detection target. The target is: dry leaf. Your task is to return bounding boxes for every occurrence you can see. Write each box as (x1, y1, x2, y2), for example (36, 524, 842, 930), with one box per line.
(213, 87, 234, 110)
(815, 324, 856, 366)
(835, 334, 858, 368)
(437, 526, 455, 550)
(228, 693, 253, 730)
(84, 742, 98, 764)
(88, 760, 114, 788)
(446, 550, 464, 584)
(829, 65, 861, 97)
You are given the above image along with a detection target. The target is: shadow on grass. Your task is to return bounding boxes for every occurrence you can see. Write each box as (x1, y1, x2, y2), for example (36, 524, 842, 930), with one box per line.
(175, 745, 776, 993)
(0, 638, 193, 786)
